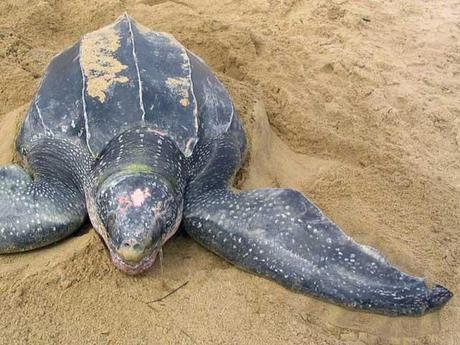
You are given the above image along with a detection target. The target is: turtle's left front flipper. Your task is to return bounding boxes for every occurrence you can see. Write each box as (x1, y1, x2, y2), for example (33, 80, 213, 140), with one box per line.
(0, 140, 89, 253)
(183, 186, 452, 316)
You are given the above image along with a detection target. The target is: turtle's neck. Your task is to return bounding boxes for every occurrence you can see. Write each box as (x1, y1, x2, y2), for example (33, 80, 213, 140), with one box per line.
(86, 127, 187, 268)
(92, 126, 188, 195)
(27, 137, 92, 198)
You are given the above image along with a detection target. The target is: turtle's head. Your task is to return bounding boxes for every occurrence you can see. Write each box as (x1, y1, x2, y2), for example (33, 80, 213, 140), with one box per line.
(94, 172, 181, 274)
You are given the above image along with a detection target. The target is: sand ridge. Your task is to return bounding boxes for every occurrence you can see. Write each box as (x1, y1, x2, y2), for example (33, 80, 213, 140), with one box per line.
(0, 0, 458, 344)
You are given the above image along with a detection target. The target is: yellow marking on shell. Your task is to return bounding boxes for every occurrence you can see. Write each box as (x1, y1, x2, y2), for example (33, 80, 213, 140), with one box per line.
(180, 98, 190, 107)
(165, 77, 190, 107)
(80, 24, 129, 103)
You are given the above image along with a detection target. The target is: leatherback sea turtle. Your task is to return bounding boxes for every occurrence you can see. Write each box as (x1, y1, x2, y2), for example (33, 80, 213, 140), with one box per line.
(0, 15, 451, 315)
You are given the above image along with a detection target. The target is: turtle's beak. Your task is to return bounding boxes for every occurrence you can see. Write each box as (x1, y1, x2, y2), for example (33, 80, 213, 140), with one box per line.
(109, 242, 161, 275)
(116, 238, 149, 262)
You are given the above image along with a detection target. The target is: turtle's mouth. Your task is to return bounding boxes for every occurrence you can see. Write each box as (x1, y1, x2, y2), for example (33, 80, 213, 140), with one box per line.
(105, 213, 182, 275)
(90, 223, 159, 275)
(107, 242, 160, 275)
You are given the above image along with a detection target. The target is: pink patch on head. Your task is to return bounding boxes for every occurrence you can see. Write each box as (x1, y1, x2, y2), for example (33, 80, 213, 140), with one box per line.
(117, 194, 132, 214)
(131, 188, 151, 207)
(117, 195, 131, 207)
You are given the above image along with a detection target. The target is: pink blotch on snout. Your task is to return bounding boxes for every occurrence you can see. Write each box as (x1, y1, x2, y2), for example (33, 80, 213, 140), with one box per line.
(131, 188, 151, 207)
(117, 194, 132, 214)
(117, 194, 131, 206)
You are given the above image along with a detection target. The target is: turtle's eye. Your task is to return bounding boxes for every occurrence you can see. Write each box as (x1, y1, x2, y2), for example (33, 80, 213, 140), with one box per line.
(152, 199, 176, 231)
(107, 213, 117, 230)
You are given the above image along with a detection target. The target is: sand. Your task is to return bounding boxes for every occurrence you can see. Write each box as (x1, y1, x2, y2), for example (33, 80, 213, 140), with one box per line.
(0, 0, 459, 344)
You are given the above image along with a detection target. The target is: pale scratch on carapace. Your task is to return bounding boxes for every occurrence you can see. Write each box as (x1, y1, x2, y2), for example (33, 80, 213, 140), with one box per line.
(79, 39, 96, 157)
(184, 50, 199, 135)
(146, 128, 168, 136)
(185, 137, 197, 157)
(34, 97, 54, 137)
(125, 14, 146, 123)
(226, 103, 235, 132)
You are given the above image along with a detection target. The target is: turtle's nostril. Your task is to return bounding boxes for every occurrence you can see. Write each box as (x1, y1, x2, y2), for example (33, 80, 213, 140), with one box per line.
(117, 239, 146, 262)
(132, 243, 143, 252)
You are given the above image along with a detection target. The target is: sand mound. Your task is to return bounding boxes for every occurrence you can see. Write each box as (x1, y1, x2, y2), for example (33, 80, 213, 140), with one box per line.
(0, 0, 458, 344)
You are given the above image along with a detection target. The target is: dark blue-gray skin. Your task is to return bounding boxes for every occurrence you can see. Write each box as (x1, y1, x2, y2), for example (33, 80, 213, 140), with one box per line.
(0, 14, 452, 316)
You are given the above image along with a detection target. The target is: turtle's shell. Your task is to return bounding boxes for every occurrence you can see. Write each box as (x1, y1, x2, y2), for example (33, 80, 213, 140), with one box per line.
(17, 14, 234, 158)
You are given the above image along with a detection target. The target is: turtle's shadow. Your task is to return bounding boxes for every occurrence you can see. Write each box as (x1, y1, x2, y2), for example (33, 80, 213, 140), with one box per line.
(70, 219, 93, 238)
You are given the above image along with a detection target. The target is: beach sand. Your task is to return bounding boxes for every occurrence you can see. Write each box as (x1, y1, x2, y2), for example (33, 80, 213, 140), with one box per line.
(0, 0, 458, 344)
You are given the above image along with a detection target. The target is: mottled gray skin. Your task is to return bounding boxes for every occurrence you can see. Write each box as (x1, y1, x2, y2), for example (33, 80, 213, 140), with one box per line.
(0, 15, 452, 315)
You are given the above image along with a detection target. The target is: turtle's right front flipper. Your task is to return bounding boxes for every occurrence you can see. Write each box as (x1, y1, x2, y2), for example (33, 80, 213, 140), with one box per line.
(183, 135, 452, 316)
(184, 187, 453, 316)
(0, 140, 89, 253)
